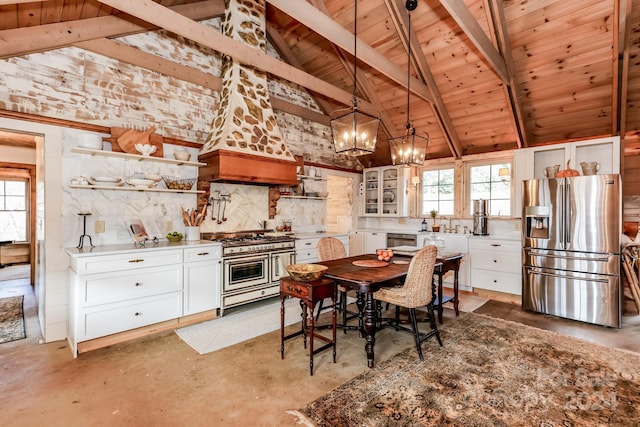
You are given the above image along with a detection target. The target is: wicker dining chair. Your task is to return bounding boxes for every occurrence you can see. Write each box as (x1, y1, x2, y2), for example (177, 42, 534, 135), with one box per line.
(315, 237, 358, 330)
(374, 245, 443, 360)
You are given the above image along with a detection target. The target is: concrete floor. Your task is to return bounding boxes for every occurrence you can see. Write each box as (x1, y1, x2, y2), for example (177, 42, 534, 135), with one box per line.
(1, 273, 639, 427)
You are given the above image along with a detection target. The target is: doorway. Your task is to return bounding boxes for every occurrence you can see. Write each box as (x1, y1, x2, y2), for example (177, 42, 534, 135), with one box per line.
(325, 175, 353, 233)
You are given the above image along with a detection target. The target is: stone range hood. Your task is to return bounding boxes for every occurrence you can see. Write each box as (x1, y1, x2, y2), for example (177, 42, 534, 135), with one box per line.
(198, 0, 297, 186)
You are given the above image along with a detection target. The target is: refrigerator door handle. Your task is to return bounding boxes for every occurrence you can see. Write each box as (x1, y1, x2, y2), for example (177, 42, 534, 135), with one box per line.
(528, 250, 611, 263)
(527, 267, 609, 283)
(565, 179, 571, 247)
(559, 181, 566, 249)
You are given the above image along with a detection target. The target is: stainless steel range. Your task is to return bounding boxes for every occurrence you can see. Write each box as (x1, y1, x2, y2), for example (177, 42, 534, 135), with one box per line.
(205, 231, 296, 316)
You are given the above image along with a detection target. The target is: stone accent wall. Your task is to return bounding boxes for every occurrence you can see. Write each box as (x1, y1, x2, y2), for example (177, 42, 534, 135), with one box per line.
(201, 0, 294, 161)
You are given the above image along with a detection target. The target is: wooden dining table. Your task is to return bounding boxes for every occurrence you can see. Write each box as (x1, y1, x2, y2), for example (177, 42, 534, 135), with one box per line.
(316, 253, 435, 368)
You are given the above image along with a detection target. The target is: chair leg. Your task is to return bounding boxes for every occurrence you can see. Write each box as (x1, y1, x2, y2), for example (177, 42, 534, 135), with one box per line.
(408, 308, 424, 361)
(428, 304, 443, 347)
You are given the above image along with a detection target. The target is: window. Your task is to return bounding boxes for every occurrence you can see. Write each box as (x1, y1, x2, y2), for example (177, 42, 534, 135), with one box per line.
(419, 168, 454, 216)
(0, 179, 28, 241)
(468, 163, 511, 217)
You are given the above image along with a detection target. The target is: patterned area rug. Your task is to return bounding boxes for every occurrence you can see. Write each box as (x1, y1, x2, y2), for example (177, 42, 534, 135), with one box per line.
(0, 295, 26, 344)
(292, 313, 640, 426)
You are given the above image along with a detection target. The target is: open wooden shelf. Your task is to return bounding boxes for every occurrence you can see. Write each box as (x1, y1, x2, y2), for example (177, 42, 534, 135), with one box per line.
(71, 147, 206, 167)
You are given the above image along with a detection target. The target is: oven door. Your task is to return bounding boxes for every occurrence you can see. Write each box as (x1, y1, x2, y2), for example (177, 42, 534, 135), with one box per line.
(223, 254, 270, 292)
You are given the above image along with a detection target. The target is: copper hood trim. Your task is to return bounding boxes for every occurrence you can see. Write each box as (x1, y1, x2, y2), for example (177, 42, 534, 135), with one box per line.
(198, 149, 297, 186)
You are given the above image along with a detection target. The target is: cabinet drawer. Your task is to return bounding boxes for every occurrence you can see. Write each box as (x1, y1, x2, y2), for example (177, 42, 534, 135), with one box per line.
(72, 249, 183, 275)
(470, 238, 520, 253)
(80, 265, 183, 306)
(295, 238, 321, 250)
(183, 245, 222, 262)
(472, 269, 521, 295)
(79, 293, 183, 340)
(280, 280, 309, 300)
(295, 250, 317, 263)
(223, 285, 279, 307)
(472, 252, 521, 274)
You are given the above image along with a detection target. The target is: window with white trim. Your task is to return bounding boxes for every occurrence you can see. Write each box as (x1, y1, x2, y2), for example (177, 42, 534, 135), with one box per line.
(468, 162, 511, 217)
(419, 167, 454, 217)
(0, 179, 28, 242)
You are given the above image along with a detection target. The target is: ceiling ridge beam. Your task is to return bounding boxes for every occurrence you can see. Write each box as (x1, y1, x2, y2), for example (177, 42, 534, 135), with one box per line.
(0, 0, 225, 59)
(386, 0, 462, 159)
(439, 0, 509, 82)
(267, 0, 434, 105)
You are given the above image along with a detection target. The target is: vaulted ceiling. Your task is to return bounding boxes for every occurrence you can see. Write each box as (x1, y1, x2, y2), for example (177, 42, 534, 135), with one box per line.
(1, 0, 639, 167)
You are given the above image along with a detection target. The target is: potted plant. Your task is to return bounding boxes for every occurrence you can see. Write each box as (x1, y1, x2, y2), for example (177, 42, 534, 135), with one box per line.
(429, 209, 440, 232)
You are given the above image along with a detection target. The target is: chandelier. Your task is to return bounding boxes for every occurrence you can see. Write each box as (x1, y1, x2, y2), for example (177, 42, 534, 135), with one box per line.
(389, 0, 428, 166)
(330, 1, 381, 156)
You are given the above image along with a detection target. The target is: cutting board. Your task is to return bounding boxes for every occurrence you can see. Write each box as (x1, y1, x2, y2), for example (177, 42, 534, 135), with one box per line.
(107, 126, 163, 157)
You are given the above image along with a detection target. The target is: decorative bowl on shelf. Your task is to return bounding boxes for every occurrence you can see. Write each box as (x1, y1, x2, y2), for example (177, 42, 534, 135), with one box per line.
(286, 264, 328, 282)
(162, 176, 196, 190)
(173, 150, 191, 161)
(126, 178, 156, 188)
(77, 134, 103, 150)
(166, 233, 183, 242)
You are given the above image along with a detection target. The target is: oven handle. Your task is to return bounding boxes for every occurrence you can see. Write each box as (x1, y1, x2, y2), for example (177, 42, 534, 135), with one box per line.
(223, 254, 270, 265)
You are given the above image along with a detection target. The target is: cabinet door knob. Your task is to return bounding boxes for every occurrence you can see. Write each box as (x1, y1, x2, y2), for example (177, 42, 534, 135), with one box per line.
(135, 282, 142, 286)
(493, 259, 497, 263)
(134, 312, 141, 316)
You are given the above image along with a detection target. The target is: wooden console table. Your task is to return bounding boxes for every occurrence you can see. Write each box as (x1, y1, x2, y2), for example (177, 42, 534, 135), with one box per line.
(433, 252, 464, 324)
(279, 277, 337, 376)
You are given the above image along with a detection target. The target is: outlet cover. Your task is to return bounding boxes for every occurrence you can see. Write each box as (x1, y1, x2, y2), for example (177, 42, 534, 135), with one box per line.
(95, 220, 105, 233)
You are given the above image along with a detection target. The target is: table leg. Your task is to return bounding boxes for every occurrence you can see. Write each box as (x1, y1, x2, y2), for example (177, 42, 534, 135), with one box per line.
(452, 262, 460, 316)
(437, 269, 444, 324)
(280, 296, 286, 359)
(363, 292, 377, 368)
(332, 286, 337, 363)
(356, 292, 365, 337)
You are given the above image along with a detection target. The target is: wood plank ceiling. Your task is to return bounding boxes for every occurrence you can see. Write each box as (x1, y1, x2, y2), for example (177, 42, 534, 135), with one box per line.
(0, 0, 638, 167)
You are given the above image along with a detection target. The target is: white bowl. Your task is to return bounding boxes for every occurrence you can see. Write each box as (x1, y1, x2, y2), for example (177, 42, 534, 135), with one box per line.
(91, 176, 121, 183)
(77, 134, 103, 150)
(126, 178, 155, 188)
(135, 143, 157, 156)
(173, 151, 191, 161)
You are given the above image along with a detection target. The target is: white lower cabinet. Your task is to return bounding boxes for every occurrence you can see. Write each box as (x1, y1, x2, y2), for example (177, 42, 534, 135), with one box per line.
(183, 246, 222, 316)
(363, 231, 386, 254)
(68, 243, 222, 357)
(295, 234, 349, 262)
(470, 238, 521, 295)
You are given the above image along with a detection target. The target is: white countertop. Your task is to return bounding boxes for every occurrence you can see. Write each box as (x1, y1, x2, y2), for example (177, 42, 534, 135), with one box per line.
(65, 240, 221, 257)
(293, 232, 348, 239)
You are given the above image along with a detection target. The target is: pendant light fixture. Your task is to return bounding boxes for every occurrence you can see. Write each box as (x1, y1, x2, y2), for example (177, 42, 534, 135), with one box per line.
(389, 0, 429, 166)
(330, 1, 381, 156)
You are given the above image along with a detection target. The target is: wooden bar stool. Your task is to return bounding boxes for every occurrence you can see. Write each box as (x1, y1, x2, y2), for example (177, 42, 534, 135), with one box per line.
(280, 277, 337, 376)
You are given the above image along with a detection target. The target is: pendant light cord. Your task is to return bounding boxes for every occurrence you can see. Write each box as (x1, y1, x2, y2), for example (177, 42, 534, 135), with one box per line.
(405, 9, 411, 132)
(353, 1, 358, 107)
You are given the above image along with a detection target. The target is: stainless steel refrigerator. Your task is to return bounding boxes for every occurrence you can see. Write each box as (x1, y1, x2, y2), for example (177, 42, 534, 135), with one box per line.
(522, 174, 621, 328)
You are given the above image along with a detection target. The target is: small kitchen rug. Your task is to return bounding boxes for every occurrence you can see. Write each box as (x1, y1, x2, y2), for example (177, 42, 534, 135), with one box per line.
(176, 297, 303, 355)
(0, 295, 26, 344)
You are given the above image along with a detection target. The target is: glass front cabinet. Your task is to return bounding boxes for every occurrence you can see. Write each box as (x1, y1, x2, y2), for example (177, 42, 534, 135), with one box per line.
(362, 166, 410, 217)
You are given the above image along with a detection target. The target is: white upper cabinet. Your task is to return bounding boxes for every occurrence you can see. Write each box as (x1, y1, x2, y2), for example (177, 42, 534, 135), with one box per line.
(513, 136, 620, 217)
(361, 166, 410, 217)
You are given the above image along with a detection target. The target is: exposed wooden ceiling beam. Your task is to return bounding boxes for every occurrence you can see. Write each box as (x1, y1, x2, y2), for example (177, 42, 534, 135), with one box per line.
(486, 0, 528, 148)
(616, 0, 632, 141)
(73, 38, 223, 91)
(309, 0, 395, 139)
(266, 0, 434, 105)
(270, 97, 330, 126)
(265, 22, 333, 116)
(95, 0, 376, 111)
(439, 0, 509, 83)
(385, 0, 463, 159)
(0, 0, 46, 4)
(0, 0, 224, 59)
